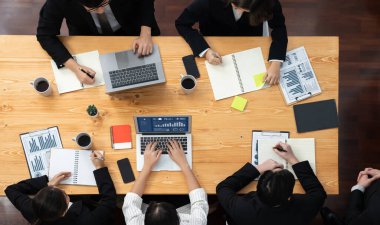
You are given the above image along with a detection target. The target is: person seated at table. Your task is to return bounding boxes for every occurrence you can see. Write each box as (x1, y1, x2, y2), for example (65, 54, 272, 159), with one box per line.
(175, 0, 288, 85)
(123, 140, 209, 225)
(4, 151, 117, 225)
(320, 168, 380, 225)
(37, 0, 160, 84)
(216, 142, 326, 225)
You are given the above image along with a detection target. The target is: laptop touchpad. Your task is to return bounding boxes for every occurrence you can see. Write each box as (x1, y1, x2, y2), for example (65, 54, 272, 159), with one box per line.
(115, 50, 145, 69)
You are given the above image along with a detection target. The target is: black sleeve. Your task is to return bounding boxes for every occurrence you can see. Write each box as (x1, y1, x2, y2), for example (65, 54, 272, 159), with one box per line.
(4, 176, 49, 223)
(139, 0, 156, 28)
(268, 0, 288, 61)
(216, 163, 260, 218)
(80, 167, 117, 224)
(36, 0, 72, 68)
(292, 161, 327, 222)
(344, 190, 371, 225)
(175, 0, 210, 56)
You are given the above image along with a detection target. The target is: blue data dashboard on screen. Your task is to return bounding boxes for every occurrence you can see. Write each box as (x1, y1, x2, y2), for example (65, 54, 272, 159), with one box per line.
(137, 117, 189, 133)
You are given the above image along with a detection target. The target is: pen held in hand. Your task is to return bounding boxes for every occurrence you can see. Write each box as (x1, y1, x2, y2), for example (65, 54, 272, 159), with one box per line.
(80, 68, 95, 79)
(274, 146, 287, 152)
(212, 53, 222, 63)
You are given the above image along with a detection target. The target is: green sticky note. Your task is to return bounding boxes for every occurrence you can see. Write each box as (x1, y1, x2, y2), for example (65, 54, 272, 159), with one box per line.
(254, 72, 266, 88)
(231, 96, 248, 112)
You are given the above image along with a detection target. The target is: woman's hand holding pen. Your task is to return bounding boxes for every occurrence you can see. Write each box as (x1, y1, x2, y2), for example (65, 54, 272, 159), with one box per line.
(205, 48, 222, 65)
(273, 142, 299, 165)
(64, 58, 96, 85)
(91, 151, 105, 169)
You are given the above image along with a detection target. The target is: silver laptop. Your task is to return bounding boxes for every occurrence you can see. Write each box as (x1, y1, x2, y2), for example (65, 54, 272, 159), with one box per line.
(100, 44, 166, 94)
(134, 115, 192, 171)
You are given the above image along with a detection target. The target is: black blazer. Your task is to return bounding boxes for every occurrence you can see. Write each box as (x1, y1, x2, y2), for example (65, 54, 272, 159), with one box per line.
(175, 0, 288, 61)
(216, 161, 326, 225)
(345, 180, 380, 225)
(37, 0, 160, 67)
(5, 167, 116, 225)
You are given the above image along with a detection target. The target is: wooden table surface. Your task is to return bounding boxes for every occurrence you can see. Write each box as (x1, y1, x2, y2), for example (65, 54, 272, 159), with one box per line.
(0, 35, 339, 195)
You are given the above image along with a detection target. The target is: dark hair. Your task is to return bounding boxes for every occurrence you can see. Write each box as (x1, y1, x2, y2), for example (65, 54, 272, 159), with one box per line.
(229, 0, 276, 26)
(32, 186, 68, 224)
(76, 0, 105, 8)
(145, 202, 180, 225)
(257, 170, 295, 207)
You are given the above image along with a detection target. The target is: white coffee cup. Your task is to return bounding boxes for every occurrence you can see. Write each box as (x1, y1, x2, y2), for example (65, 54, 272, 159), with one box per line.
(30, 77, 52, 96)
(180, 74, 197, 94)
(72, 132, 92, 150)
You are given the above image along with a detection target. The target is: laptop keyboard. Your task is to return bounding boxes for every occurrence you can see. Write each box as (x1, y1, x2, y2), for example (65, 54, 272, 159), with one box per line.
(140, 136, 188, 154)
(109, 63, 159, 88)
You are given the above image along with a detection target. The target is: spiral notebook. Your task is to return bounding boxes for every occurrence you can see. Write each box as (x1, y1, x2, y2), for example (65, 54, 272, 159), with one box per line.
(205, 47, 268, 100)
(48, 148, 103, 186)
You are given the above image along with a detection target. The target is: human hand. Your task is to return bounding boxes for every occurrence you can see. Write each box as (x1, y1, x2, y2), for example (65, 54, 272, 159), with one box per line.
(167, 140, 188, 169)
(357, 169, 380, 188)
(264, 61, 281, 85)
(132, 26, 153, 57)
(363, 168, 380, 177)
(48, 172, 71, 186)
(255, 159, 284, 174)
(205, 49, 222, 65)
(91, 151, 105, 169)
(273, 142, 299, 165)
(143, 142, 162, 171)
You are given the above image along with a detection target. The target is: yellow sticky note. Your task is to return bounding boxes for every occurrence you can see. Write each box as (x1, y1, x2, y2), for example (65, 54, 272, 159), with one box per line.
(231, 96, 248, 112)
(254, 72, 266, 88)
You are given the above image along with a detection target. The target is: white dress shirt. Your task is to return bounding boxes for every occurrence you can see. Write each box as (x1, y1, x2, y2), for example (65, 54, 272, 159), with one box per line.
(122, 188, 209, 225)
(90, 5, 121, 34)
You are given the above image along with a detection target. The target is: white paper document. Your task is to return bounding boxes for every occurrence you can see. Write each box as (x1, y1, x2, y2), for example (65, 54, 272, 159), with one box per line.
(257, 138, 316, 178)
(49, 148, 103, 186)
(279, 46, 321, 105)
(51, 50, 105, 94)
(205, 47, 268, 100)
(251, 130, 289, 165)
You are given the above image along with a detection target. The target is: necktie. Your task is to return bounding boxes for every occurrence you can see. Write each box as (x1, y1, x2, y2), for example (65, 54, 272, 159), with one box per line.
(97, 13, 113, 35)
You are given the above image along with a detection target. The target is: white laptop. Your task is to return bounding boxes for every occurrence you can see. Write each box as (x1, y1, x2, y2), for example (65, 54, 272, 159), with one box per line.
(134, 115, 192, 171)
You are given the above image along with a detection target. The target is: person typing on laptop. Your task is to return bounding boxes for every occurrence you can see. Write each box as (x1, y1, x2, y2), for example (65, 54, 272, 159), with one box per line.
(37, 0, 160, 84)
(123, 140, 209, 225)
(216, 142, 326, 225)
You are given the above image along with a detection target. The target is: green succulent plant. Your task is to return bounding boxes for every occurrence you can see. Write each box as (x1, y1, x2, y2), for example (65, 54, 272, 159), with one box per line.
(87, 104, 98, 116)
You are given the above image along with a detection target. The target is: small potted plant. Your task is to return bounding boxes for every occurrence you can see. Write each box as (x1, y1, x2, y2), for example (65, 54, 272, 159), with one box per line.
(87, 104, 99, 118)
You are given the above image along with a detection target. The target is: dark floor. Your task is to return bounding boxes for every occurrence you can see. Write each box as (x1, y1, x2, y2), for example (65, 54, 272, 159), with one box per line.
(1, 0, 380, 225)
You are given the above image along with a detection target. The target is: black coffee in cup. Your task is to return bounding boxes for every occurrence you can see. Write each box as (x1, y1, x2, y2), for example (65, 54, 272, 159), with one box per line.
(36, 81, 49, 92)
(78, 135, 91, 147)
(181, 78, 195, 89)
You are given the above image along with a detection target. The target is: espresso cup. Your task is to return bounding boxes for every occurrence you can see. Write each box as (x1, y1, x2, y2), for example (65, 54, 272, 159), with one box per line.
(30, 77, 52, 96)
(180, 74, 197, 94)
(72, 132, 92, 150)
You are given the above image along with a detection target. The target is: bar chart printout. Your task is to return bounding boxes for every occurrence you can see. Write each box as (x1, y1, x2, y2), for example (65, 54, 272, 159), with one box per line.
(20, 127, 63, 178)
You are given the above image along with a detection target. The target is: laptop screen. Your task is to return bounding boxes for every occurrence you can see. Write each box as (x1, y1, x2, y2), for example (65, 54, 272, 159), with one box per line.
(136, 116, 190, 133)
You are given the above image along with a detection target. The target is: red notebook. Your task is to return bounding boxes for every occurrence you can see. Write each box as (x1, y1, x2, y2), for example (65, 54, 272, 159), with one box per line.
(111, 125, 132, 149)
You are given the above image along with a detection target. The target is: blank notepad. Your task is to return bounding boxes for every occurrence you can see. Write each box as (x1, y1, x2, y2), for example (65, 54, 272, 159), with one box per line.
(49, 148, 102, 186)
(258, 138, 316, 178)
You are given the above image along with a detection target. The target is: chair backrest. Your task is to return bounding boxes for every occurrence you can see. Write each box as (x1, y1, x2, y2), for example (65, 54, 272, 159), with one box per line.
(263, 20, 270, 36)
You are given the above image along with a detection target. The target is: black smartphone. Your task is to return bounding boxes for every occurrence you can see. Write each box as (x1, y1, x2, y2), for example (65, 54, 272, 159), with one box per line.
(182, 55, 200, 78)
(117, 158, 135, 183)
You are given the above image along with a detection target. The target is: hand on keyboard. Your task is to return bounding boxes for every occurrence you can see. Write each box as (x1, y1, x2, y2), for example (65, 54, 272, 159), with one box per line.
(143, 142, 162, 171)
(167, 140, 188, 169)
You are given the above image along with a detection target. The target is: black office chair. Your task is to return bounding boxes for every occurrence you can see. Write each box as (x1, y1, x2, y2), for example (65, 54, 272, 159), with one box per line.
(320, 207, 345, 225)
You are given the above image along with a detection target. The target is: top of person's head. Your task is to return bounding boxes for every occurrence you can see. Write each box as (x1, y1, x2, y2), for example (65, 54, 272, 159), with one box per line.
(32, 186, 68, 223)
(228, 0, 277, 25)
(257, 169, 295, 207)
(75, 0, 105, 8)
(145, 202, 180, 225)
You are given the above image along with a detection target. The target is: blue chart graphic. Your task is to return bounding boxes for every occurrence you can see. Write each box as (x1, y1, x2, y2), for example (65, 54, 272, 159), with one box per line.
(155, 121, 186, 128)
(31, 155, 44, 172)
(29, 133, 58, 153)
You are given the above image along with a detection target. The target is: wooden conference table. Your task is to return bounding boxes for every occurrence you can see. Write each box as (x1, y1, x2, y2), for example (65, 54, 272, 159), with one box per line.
(0, 35, 339, 195)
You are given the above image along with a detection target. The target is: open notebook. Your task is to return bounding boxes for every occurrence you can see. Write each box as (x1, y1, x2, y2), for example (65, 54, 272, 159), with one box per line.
(257, 138, 316, 178)
(48, 148, 103, 186)
(205, 47, 268, 100)
(51, 50, 105, 94)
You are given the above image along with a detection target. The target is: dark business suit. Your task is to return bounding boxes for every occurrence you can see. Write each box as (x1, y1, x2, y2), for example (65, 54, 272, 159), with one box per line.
(5, 167, 116, 225)
(216, 161, 326, 225)
(345, 180, 380, 225)
(175, 0, 288, 60)
(37, 0, 160, 67)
